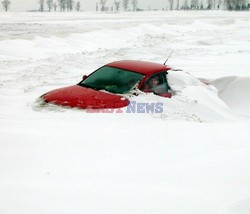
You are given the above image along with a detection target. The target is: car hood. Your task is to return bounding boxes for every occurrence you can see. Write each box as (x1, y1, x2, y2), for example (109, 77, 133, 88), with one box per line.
(42, 85, 130, 109)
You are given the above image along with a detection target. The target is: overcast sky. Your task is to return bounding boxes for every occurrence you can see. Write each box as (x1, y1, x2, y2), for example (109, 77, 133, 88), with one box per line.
(2, 0, 167, 12)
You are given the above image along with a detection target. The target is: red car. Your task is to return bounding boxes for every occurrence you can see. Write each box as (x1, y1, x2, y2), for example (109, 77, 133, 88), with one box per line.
(41, 60, 172, 109)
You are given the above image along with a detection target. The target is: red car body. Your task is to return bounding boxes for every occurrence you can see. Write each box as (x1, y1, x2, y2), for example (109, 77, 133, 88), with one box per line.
(41, 60, 172, 109)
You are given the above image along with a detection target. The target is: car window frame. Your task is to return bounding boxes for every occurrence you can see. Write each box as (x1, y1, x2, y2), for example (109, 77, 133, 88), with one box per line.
(141, 71, 170, 93)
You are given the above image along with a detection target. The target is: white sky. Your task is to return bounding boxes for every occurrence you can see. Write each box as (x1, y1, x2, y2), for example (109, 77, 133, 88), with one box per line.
(2, 0, 167, 12)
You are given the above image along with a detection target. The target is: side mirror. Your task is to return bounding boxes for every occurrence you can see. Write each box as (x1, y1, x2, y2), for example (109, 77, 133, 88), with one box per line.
(82, 75, 88, 80)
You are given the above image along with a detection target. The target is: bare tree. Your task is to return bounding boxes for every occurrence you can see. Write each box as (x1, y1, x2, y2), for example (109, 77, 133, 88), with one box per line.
(191, 0, 198, 9)
(53, 2, 57, 11)
(199, 0, 203, 9)
(206, 0, 212, 9)
(122, 0, 129, 11)
(236, 0, 247, 10)
(131, 0, 138, 11)
(38, 0, 45, 11)
(176, 0, 180, 9)
(114, 0, 121, 11)
(46, 0, 53, 11)
(217, 0, 223, 9)
(58, 0, 66, 11)
(223, 0, 227, 8)
(100, 0, 107, 11)
(168, 0, 174, 10)
(223, 0, 242, 9)
(2, 0, 11, 11)
(183, 0, 189, 9)
(66, 0, 74, 11)
(76, 1, 80, 11)
(96, 2, 98, 11)
(227, 0, 237, 9)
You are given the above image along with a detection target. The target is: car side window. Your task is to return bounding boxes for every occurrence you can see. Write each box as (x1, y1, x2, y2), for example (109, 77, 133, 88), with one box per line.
(142, 72, 170, 94)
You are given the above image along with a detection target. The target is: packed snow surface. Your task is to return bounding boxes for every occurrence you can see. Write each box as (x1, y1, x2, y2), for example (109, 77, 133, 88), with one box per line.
(0, 11, 250, 214)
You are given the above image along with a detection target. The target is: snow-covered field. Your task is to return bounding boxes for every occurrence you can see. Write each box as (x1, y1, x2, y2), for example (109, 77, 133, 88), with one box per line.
(1, 11, 250, 214)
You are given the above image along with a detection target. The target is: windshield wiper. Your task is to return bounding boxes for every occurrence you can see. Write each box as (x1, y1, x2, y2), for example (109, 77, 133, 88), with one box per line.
(78, 83, 101, 91)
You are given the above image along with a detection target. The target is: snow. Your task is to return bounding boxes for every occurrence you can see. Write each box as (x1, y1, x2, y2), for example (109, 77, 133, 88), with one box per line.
(0, 11, 250, 214)
(212, 76, 250, 115)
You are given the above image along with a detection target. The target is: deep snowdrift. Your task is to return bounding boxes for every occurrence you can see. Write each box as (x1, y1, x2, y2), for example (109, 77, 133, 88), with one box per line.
(212, 76, 250, 115)
(167, 71, 234, 121)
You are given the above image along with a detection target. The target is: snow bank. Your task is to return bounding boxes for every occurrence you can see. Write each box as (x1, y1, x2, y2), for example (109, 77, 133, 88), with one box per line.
(161, 71, 250, 120)
(212, 76, 250, 115)
(0, 23, 176, 60)
(168, 70, 206, 91)
(164, 71, 237, 121)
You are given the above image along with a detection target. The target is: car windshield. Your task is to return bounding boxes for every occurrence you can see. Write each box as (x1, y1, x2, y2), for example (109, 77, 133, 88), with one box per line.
(79, 66, 144, 94)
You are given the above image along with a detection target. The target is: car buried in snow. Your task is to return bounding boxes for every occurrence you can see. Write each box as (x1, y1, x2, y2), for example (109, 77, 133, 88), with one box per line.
(41, 60, 173, 109)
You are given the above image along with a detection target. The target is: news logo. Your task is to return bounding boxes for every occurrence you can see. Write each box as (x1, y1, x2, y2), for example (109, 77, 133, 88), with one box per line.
(86, 101, 163, 113)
